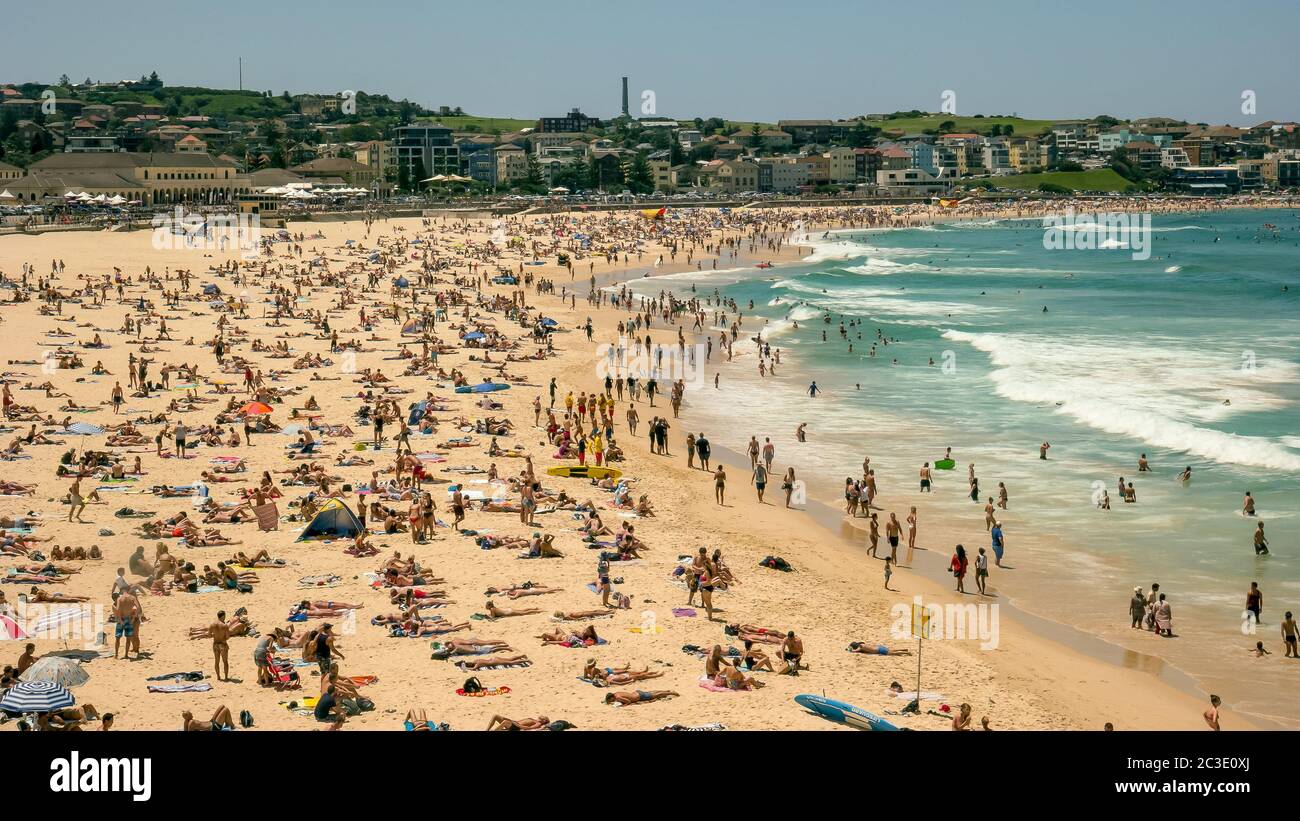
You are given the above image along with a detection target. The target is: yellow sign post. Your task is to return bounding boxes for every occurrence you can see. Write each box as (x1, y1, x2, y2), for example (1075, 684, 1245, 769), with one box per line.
(911, 602, 931, 706)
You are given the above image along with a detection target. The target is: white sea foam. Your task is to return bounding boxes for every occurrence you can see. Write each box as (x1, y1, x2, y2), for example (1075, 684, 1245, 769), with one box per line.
(943, 330, 1300, 471)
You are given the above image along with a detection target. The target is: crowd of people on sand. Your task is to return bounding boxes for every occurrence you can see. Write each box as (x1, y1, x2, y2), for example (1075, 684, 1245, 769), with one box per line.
(2, 197, 1290, 732)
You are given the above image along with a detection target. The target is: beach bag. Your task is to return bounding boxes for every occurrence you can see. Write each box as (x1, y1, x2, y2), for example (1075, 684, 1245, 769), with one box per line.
(239, 709, 254, 728)
(547, 720, 576, 732)
(462, 676, 483, 694)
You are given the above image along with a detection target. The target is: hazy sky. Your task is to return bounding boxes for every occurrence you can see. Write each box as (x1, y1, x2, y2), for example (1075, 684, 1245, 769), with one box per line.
(6, 0, 1298, 125)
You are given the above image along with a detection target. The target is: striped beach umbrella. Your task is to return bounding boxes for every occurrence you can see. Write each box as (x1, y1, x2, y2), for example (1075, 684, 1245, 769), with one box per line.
(0, 613, 26, 640)
(0, 680, 76, 713)
(19, 656, 89, 688)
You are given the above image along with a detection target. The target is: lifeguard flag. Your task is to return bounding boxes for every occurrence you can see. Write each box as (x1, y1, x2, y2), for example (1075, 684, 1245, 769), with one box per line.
(640, 208, 666, 220)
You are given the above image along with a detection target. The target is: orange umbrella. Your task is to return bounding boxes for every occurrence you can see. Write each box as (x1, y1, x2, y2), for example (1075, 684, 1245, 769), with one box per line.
(239, 401, 274, 416)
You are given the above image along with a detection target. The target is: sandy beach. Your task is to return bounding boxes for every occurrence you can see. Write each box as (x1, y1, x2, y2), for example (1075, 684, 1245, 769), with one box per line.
(0, 203, 1267, 731)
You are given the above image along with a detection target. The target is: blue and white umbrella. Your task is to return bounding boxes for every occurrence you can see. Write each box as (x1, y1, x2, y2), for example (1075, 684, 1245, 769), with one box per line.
(0, 679, 76, 712)
(65, 422, 104, 435)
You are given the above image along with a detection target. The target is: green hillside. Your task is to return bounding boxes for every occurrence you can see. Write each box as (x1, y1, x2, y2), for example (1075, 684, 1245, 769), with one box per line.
(973, 169, 1133, 192)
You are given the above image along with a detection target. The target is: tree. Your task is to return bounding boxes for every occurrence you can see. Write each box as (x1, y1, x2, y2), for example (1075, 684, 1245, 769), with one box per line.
(625, 154, 654, 194)
(748, 123, 762, 149)
(524, 154, 545, 190)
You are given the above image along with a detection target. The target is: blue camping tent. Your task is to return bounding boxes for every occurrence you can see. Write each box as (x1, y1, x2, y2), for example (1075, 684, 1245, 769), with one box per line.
(395, 276, 410, 288)
(202, 283, 221, 296)
(297, 499, 364, 541)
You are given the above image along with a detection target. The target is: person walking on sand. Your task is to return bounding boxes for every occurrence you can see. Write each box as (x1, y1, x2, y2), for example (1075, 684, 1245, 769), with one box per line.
(905, 506, 918, 565)
(67, 478, 87, 522)
(782, 468, 797, 508)
(950, 544, 968, 594)
(883, 556, 894, 590)
(714, 465, 727, 505)
(752, 461, 768, 503)
(975, 547, 989, 596)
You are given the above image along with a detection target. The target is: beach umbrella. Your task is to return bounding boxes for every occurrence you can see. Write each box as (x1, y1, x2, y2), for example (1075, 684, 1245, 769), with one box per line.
(239, 401, 274, 416)
(0, 190, 13, 200)
(461, 331, 485, 340)
(19, 656, 89, 688)
(65, 422, 103, 436)
(540, 317, 558, 327)
(0, 613, 26, 640)
(0, 680, 75, 713)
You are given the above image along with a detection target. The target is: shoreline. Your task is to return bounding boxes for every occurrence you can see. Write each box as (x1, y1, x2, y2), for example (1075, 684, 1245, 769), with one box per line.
(607, 202, 1287, 729)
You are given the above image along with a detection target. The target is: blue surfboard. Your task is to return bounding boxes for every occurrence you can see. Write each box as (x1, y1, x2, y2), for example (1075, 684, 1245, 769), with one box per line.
(794, 694, 902, 731)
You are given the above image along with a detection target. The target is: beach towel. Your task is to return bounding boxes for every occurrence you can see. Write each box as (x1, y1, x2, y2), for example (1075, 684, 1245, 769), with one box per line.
(559, 637, 607, 648)
(455, 685, 511, 697)
(672, 608, 697, 618)
(455, 660, 531, 672)
(627, 626, 663, 634)
(253, 502, 279, 531)
(660, 723, 728, 732)
(147, 681, 213, 694)
(697, 675, 741, 694)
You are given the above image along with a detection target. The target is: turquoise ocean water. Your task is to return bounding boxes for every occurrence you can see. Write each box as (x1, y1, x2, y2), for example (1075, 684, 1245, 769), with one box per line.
(628, 208, 1300, 726)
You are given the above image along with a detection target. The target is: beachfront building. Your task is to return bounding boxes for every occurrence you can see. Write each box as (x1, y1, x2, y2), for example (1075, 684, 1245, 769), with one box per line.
(876, 167, 950, 195)
(756, 156, 813, 193)
(854, 148, 882, 183)
(697, 159, 758, 194)
(824, 146, 857, 183)
(0, 159, 22, 181)
(776, 119, 847, 145)
(3, 152, 250, 204)
(1167, 166, 1241, 195)
(289, 157, 381, 188)
(354, 140, 397, 181)
(538, 108, 601, 133)
(494, 144, 528, 186)
(982, 141, 1014, 175)
(394, 122, 459, 180)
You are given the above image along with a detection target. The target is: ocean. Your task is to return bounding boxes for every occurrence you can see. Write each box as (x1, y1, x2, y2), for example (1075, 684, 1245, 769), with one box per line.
(625, 207, 1300, 727)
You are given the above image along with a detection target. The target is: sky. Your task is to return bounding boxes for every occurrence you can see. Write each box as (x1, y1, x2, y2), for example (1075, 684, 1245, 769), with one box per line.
(4, 0, 1298, 125)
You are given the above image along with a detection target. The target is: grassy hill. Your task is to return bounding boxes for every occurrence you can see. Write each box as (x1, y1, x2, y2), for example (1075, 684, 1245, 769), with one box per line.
(973, 169, 1133, 192)
(877, 115, 1054, 137)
